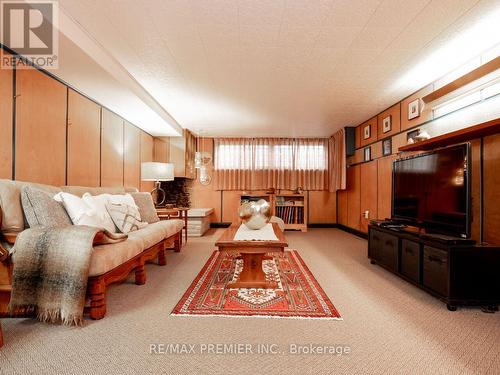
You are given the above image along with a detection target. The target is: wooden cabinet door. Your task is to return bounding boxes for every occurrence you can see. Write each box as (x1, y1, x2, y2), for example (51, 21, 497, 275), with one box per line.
(140, 131, 154, 192)
(377, 155, 397, 220)
(101, 109, 124, 187)
(124, 121, 140, 189)
(222, 190, 243, 224)
(483, 133, 500, 245)
(67, 89, 101, 187)
(15, 68, 67, 185)
(0, 58, 13, 179)
(360, 160, 378, 233)
(346, 165, 361, 230)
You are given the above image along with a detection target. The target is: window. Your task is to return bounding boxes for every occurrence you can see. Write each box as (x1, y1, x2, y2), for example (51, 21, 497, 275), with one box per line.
(215, 139, 327, 171)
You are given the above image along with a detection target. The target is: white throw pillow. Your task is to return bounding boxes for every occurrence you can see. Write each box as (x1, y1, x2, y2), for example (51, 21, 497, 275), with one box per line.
(81, 193, 118, 233)
(107, 194, 142, 221)
(87, 193, 143, 222)
(54, 192, 117, 233)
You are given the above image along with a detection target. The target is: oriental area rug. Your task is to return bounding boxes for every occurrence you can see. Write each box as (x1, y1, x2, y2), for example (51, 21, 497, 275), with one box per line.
(171, 250, 341, 320)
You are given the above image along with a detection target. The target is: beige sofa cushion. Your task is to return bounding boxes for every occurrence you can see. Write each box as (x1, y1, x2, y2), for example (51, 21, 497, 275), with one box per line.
(88, 219, 183, 277)
(0, 179, 60, 233)
(89, 235, 143, 277)
(127, 220, 181, 249)
(162, 219, 184, 238)
(61, 186, 137, 197)
(130, 192, 159, 223)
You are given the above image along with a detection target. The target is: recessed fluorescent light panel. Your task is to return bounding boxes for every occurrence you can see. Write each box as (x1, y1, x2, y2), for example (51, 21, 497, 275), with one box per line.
(396, 7, 500, 90)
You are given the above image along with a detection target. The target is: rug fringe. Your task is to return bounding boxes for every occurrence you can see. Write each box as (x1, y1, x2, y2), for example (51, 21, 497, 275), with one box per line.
(171, 313, 343, 321)
(9, 303, 83, 326)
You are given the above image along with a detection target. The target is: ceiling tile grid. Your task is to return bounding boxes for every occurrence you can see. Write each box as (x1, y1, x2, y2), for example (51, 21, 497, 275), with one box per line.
(58, 0, 500, 137)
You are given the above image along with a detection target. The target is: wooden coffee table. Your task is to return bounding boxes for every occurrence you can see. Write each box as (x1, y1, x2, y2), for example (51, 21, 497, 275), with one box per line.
(215, 223, 288, 289)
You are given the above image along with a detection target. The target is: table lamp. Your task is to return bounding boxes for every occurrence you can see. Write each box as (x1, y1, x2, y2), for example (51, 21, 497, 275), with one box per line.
(141, 162, 174, 206)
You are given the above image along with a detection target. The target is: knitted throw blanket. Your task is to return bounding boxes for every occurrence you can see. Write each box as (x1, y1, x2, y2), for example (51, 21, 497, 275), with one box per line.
(9, 226, 127, 325)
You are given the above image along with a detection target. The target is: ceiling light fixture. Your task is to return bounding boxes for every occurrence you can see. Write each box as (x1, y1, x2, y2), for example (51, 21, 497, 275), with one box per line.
(395, 7, 500, 91)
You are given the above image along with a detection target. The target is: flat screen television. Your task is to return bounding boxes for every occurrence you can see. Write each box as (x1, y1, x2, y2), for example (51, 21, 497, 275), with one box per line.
(392, 144, 471, 238)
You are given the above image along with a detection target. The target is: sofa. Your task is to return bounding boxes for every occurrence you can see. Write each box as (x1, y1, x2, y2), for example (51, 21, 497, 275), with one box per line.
(0, 179, 184, 321)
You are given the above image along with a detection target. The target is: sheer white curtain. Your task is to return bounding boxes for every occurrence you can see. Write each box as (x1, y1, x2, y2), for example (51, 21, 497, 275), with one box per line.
(214, 138, 328, 190)
(328, 129, 347, 192)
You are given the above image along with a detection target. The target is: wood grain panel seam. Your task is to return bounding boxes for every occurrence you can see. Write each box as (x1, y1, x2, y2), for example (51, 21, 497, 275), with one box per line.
(11, 59, 16, 180)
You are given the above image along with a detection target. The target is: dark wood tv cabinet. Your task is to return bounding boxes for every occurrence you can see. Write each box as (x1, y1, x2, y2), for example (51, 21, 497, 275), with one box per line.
(368, 225, 500, 311)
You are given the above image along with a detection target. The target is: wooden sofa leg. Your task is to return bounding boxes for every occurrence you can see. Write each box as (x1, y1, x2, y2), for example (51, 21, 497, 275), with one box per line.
(89, 279, 106, 320)
(174, 232, 181, 253)
(135, 262, 146, 285)
(158, 249, 167, 266)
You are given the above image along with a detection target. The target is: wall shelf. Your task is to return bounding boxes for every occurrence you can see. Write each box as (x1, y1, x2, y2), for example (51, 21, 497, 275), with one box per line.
(421, 56, 500, 104)
(398, 118, 500, 152)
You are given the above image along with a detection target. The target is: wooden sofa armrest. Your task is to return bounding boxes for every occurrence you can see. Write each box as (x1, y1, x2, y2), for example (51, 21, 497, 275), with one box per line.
(0, 206, 18, 245)
(0, 243, 8, 263)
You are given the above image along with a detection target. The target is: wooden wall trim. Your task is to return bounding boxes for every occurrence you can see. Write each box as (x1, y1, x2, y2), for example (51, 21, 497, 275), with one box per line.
(0, 44, 154, 138)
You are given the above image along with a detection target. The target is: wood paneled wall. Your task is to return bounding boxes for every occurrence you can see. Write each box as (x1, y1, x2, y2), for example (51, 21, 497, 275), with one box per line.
(188, 139, 221, 222)
(15, 68, 67, 185)
(100, 109, 124, 187)
(483, 134, 500, 245)
(340, 68, 500, 245)
(124, 122, 141, 189)
(360, 161, 378, 233)
(0, 57, 13, 179)
(67, 89, 101, 187)
(140, 132, 154, 192)
(1, 56, 155, 190)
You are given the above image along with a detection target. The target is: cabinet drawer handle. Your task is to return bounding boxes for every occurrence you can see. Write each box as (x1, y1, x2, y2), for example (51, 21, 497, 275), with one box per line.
(428, 255, 444, 265)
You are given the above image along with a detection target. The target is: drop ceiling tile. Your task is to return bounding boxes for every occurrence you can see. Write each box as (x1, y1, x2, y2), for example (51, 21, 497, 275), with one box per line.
(239, 24, 282, 47)
(277, 26, 320, 47)
(350, 27, 403, 50)
(238, 0, 285, 25)
(315, 26, 363, 49)
(328, 0, 382, 27)
(365, 0, 431, 29)
(282, 0, 334, 27)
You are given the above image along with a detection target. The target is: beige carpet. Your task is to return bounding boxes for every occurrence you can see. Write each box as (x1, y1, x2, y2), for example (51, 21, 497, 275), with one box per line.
(0, 229, 499, 375)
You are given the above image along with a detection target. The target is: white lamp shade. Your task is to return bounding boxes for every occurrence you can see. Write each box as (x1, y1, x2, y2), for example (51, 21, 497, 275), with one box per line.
(141, 162, 174, 181)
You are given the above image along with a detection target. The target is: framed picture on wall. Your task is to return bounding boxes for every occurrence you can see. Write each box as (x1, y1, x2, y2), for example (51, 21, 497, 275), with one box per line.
(364, 146, 371, 162)
(382, 138, 392, 156)
(382, 115, 392, 133)
(408, 99, 420, 120)
(363, 125, 371, 139)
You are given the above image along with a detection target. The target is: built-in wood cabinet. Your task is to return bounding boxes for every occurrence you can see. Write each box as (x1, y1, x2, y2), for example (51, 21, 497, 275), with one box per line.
(0, 58, 13, 179)
(377, 155, 396, 221)
(169, 129, 196, 179)
(101, 109, 124, 187)
(483, 133, 500, 245)
(346, 165, 361, 230)
(124, 121, 141, 189)
(337, 189, 348, 226)
(67, 89, 101, 187)
(360, 161, 378, 232)
(308, 191, 336, 224)
(15, 68, 67, 185)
